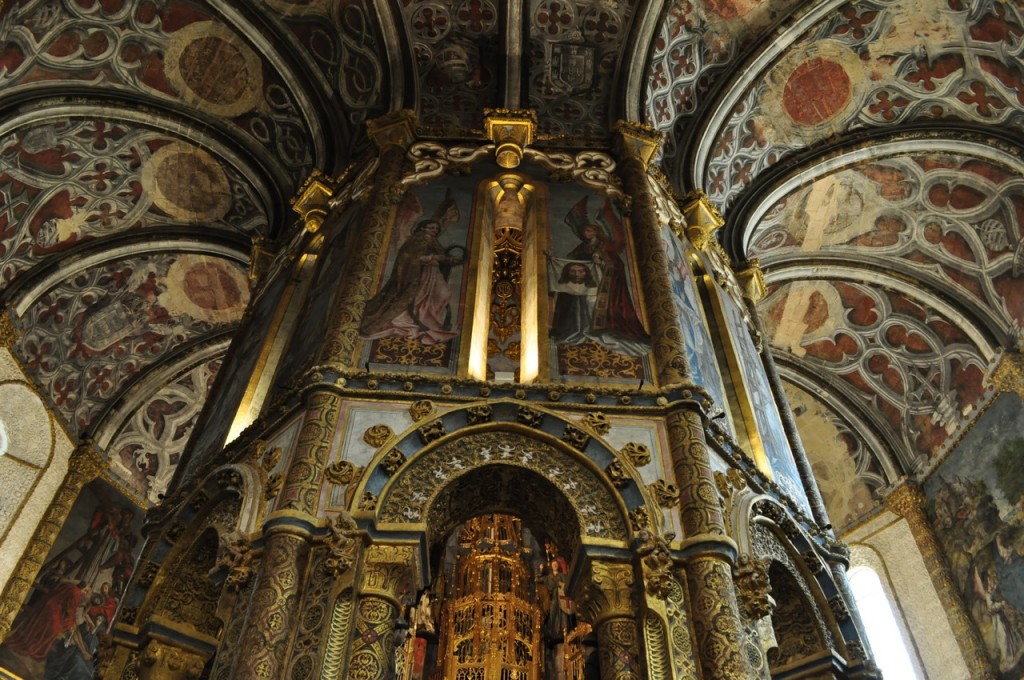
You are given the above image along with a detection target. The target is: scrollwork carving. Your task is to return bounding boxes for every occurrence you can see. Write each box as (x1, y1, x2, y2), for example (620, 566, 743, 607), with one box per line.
(735, 555, 773, 621)
(466, 404, 493, 425)
(363, 424, 394, 448)
(325, 512, 361, 576)
(418, 420, 446, 443)
(516, 405, 544, 428)
(325, 459, 358, 485)
(650, 480, 680, 508)
(562, 424, 589, 450)
(409, 400, 435, 422)
(582, 412, 611, 434)
(379, 449, 407, 477)
(138, 639, 207, 680)
(358, 492, 378, 512)
(605, 461, 629, 489)
(620, 442, 651, 467)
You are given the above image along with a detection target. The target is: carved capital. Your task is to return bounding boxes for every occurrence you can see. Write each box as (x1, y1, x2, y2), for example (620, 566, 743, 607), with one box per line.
(367, 109, 417, 150)
(681, 189, 724, 252)
(137, 638, 208, 680)
(989, 350, 1024, 398)
(885, 481, 926, 520)
(291, 170, 334, 233)
(484, 108, 537, 168)
(361, 544, 414, 604)
(613, 120, 664, 169)
(579, 561, 636, 625)
(736, 259, 767, 303)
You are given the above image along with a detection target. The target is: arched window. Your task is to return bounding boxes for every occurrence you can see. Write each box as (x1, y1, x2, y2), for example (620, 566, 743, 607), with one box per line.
(848, 566, 920, 679)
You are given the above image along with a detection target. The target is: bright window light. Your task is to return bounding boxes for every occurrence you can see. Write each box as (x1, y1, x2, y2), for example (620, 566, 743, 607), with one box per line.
(849, 566, 920, 679)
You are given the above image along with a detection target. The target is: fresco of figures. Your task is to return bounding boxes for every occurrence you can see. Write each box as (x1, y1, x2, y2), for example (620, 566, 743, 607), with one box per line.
(925, 393, 1024, 678)
(547, 190, 652, 383)
(0, 478, 144, 680)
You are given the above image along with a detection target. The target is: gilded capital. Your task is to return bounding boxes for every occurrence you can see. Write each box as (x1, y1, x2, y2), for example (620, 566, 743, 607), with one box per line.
(885, 481, 927, 519)
(990, 350, 1024, 398)
(137, 638, 208, 680)
(578, 561, 636, 625)
(736, 259, 767, 303)
(68, 440, 106, 481)
(291, 170, 334, 233)
(681, 189, 725, 252)
(484, 108, 537, 169)
(367, 109, 417, 150)
(612, 120, 664, 169)
(360, 544, 414, 603)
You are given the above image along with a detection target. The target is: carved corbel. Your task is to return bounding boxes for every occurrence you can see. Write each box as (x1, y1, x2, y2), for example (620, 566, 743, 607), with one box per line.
(681, 189, 725, 252)
(484, 108, 537, 168)
(291, 170, 334, 234)
(361, 544, 415, 603)
(137, 638, 209, 680)
(735, 259, 767, 303)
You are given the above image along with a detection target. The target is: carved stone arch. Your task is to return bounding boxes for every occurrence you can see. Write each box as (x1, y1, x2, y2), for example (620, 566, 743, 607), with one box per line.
(350, 400, 661, 548)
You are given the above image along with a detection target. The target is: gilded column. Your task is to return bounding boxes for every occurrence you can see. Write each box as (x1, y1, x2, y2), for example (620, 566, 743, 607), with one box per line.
(578, 561, 642, 680)
(230, 390, 342, 679)
(886, 482, 995, 679)
(0, 441, 104, 640)
(347, 544, 414, 680)
(666, 408, 753, 680)
(612, 122, 689, 387)
(320, 110, 416, 366)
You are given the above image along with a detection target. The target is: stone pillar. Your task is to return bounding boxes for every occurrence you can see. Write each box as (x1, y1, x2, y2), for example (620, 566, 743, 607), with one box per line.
(666, 407, 754, 679)
(612, 121, 689, 387)
(230, 390, 341, 679)
(0, 441, 104, 640)
(886, 482, 995, 679)
(320, 110, 416, 366)
(578, 561, 642, 680)
(348, 544, 414, 680)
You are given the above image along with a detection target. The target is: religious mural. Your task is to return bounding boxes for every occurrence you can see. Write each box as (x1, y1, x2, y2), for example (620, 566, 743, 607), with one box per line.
(709, 277, 810, 512)
(547, 191, 652, 382)
(0, 478, 144, 680)
(925, 392, 1024, 678)
(360, 184, 470, 373)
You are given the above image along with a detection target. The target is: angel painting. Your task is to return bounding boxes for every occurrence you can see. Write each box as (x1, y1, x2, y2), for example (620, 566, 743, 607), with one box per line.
(547, 196, 650, 356)
(359, 190, 465, 345)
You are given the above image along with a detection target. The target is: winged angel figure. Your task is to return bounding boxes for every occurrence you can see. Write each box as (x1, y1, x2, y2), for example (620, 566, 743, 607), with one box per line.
(359, 190, 464, 344)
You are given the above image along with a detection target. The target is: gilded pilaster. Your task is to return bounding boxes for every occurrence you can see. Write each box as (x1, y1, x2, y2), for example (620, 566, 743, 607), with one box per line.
(320, 110, 416, 366)
(612, 122, 689, 387)
(886, 482, 995, 679)
(666, 408, 753, 679)
(0, 441, 104, 640)
(348, 544, 414, 680)
(578, 561, 642, 680)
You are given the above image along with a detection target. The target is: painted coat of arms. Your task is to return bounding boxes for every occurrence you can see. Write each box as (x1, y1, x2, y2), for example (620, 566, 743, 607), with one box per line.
(547, 42, 594, 94)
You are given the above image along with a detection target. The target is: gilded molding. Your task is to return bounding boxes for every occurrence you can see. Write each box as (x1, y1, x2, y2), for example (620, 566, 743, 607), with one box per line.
(886, 481, 995, 678)
(0, 442, 104, 640)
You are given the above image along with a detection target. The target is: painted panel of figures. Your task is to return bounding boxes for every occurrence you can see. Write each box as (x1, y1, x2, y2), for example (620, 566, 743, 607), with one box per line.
(0, 478, 144, 679)
(360, 179, 473, 373)
(925, 392, 1024, 678)
(660, 228, 730, 424)
(711, 278, 811, 513)
(546, 189, 652, 383)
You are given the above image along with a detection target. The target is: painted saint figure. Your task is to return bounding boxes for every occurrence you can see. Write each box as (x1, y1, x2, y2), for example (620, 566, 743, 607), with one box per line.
(548, 196, 650, 356)
(359, 190, 464, 345)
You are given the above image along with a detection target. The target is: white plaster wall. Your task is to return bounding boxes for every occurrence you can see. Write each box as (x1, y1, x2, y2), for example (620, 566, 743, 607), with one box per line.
(846, 511, 970, 680)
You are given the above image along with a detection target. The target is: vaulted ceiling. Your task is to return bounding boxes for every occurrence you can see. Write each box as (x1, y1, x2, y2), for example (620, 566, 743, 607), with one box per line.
(0, 0, 1020, 528)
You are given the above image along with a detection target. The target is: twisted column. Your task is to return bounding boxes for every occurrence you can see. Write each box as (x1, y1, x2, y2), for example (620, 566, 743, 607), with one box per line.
(667, 407, 754, 679)
(613, 122, 689, 388)
(320, 111, 416, 366)
(230, 390, 341, 679)
(347, 544, 414, 680)
(0, 442, 105, 640)
(887, 482, 995, 679)
(577, 561, 642, 680)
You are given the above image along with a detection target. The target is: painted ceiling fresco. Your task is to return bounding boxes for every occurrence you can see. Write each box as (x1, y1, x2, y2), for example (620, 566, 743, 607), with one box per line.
(0, 0, 1020, 529)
